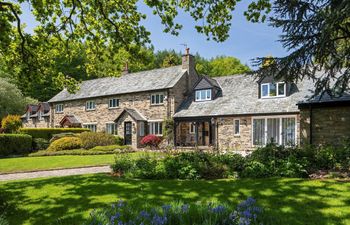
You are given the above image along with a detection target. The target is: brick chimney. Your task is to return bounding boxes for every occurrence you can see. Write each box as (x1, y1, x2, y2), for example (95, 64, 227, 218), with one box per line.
(182, 48, 195, 71)
(122, 62, 129, 75)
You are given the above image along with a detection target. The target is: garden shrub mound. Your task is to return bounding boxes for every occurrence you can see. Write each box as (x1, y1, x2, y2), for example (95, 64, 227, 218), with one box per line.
(1, 115, 22, 133)
(85, 197, 262, 225)
(0, 134, 32, 156)
(47, 137, 82, 152)
(140, 134, 162, 148)
(32, 138, 50, 151)
(19, 128, 90, 140)
(50, 132, 77, 143)
(80, 132, 116, 149)
(112, 152, 245, 179)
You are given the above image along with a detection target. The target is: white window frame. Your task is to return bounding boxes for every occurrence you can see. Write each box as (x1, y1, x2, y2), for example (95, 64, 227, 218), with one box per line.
(38, 111, 43, 121)
(106, 122, 117, 135)
(148, 120, 163, 136)
(83, 123, 97, 132)
(86, 101, 96, 111)
(251, 115, 297, 147)
(151, 93, 164, 105)
(26, 112, 30, 120)
(139, 122, 145, 136)
(189, 123, 196, 134)
(108, 99, 119, 109)
(234, 119, 240, 136)
(261, 82, 286, 98)
(55, 104, 64, 113)
(195, 89, 212, 102)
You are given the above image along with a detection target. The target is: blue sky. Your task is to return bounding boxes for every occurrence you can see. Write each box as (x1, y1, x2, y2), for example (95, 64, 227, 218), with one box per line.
(19, 1, 286, 67)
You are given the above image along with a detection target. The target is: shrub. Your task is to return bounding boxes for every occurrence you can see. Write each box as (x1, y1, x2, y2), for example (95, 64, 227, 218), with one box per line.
(140, 134, 162, 148)
(47, 137, 82, 151)
(1, 115, 22, 133)
(19, 128, 89, 140)
(32, 138, 50, 150)
(50, 132, 77, 143)
(89, 145, 131, 152)
(0, 134, 32, 156)
(84, 197, 263, 225)
(111, 154, 135, 176)
(240, 161, 271, 178)
(114, 135, 124, 146)
(80, 132, 116, 149)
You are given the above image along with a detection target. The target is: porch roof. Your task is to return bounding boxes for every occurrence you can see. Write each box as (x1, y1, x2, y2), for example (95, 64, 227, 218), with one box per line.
(114, 108, 147, 123)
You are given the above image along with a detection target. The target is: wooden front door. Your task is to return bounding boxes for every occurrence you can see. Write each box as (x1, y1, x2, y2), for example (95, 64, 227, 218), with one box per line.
(124, 122, 132, 145)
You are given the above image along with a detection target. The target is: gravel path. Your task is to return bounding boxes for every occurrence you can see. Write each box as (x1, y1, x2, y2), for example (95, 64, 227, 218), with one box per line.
(0, 166, 111, 181)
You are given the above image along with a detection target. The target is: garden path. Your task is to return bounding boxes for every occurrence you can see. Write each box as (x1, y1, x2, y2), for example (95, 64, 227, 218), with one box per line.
(0, 166, 110, 181)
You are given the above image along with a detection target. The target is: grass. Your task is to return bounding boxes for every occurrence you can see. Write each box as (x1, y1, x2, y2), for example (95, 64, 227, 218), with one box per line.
(0, 175, 349, 225)
(0, 152, 163, 174)
(0, 155, 115, 174)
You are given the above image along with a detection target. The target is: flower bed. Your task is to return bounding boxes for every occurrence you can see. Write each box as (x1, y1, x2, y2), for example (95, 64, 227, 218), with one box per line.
(85, 197, 263, 225)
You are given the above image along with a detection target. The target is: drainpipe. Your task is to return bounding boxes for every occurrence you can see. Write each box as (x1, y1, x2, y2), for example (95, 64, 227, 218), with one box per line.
(216, 121, 219, 151)
(309, 104, 313, 145)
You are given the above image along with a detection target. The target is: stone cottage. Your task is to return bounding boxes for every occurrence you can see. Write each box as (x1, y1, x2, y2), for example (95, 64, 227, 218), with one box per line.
(21, 102, 51, 128)
(23, 50, 350, 150)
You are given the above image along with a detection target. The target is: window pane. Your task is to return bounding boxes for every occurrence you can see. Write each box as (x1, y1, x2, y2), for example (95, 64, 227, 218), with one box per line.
(159, 122, 162, 135)
(269, 83, 277, 96)
(253, 119, 265, 145)
(156, 95, 160, 104)
(278, 83, 285, 96)
(200, 90, 205, 100)
(234, 120, 240, 135)
(282, 118, 296, 146)
(262, 84, 269, 97)
(267, 118, 280, 144)
(206, 90, 211, 99)
(160, 95, 164, 103)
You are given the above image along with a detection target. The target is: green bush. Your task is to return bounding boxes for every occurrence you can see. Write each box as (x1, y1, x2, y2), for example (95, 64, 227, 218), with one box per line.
(240, 161, 271, 178)
(111, 154, 135, 176)
(0, 134, 32, 156)
(32, 138, 50, 150)
(114, 136, 124, 146)
(19, 128, 89, 140)
(89, 145, 131, 152)
(80, 132, 116, 149)
(1, 115, 22, 133)
(50, 132, 77, 143)
(47, 137, 82, 151)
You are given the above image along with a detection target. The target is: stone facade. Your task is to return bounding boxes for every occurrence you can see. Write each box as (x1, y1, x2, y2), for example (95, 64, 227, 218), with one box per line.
(300, 106, 350, 145)
(22, 117, 50, 128)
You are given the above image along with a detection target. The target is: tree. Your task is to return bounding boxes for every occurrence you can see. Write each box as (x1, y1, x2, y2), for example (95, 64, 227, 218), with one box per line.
(1, 115, 22, 133)
(0, 78, 37, 121)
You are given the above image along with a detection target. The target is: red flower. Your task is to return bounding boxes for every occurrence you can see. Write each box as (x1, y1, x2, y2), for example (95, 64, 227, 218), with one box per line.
(140, 134, 162, 148)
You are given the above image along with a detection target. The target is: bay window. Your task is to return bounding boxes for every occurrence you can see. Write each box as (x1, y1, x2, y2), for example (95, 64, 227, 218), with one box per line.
(252, 116, 296, 146)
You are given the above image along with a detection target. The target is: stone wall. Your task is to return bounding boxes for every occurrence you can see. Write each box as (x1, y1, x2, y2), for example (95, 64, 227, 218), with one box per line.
(22, 117, 50, 128)
(300, 106, 350, 145)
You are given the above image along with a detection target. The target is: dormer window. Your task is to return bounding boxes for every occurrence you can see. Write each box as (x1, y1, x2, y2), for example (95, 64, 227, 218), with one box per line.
(261, 82, 286, 98)
(38, 111, 43, 120)
(195, 89, 212, 101)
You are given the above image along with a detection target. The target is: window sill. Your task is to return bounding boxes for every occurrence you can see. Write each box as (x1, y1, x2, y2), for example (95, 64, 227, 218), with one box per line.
(55, 112, 64, 114)
(261, 95, 286, 99)
(86, 109, 96, 111)
(150, 104, 164, 106)
(108, 107, 120, 110)
(234, 134, 240, 137)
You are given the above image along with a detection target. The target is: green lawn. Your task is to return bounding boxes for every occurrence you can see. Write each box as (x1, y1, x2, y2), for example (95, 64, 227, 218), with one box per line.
(0, 155, 115, 173)
(0, 175, 349, 225)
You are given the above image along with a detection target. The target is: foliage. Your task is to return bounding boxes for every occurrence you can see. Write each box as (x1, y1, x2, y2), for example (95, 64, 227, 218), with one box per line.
(0, 192, 10, 225)
(1, 115, 22, 133)
(207, 56, 250, 77)
(0, 78, 37, 120)
(0, 134, 32, 156)
(47, 137, 82, 152)
(240, 161, 271, 178)
(50, 132, 78, 143)
(79, 132, 116, 149)
(162, 118, 174, 144)
(253, 0, 350, 96)
(111, 154, 135, 177)
(32, 138, 50, 151)
(85, 198, 263, 225)
(140, 135, 162, 148)
(19, 128, 89, 140)
(114, 135, 124, 146)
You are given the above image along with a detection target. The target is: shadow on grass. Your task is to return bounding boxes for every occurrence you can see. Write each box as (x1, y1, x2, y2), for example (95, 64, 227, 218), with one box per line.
(1, 174, 349, 225)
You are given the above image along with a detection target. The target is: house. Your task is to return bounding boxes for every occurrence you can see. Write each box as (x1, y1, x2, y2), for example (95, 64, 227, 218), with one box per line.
(24, 50, 348, 151)
(21, 102, 51, 128)
(47, 50, 199, 148)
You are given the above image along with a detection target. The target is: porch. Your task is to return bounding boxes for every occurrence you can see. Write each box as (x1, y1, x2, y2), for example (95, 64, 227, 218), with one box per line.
(174, 118, 217, 147)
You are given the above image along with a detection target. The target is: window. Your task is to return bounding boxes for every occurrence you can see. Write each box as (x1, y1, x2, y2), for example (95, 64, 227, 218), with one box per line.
(195, 89, 212, 101)
(234, 119, 240, 135)
(252, 117, 296, 146)
(86, 101, 96, 110)
(109, 99, 119, 108)
(55, 104, 63, 113)
(38, 111, 43, 121)
(106, 123, 117, 135)
(189, 123, 196, 134)
(139, 122, 145, 136)
(149, 122, 162, 135)
(261, 82, 286, 98)
(83, 124, 97, 132)
(26, 112, 30, 120)
(151, 94, 164, 105)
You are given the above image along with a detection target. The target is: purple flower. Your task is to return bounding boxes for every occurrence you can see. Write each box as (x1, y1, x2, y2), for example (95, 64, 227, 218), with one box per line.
(139, 210, 150, 219)
(181, 204, 189, 213)
(161, 204, 171, 212)
(117, 200, 125, 208)
(211, 205, 226, 214)
(151, 214, 167, 225)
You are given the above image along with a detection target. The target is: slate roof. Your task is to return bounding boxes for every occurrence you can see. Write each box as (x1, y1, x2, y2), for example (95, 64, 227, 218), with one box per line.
(174, 74, 316, 118)
(115, 108, 147, 122)
(49, 66, 186, 103)
(298, 91, 350, 106)
(60, 115, 81, 125)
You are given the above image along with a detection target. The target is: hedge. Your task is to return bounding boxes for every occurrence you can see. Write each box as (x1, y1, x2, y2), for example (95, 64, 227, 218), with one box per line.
(19, 128, 90, 140)
(0, 134, 32, 156)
